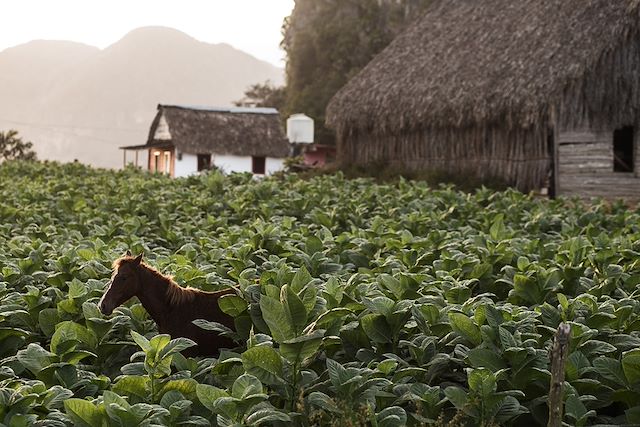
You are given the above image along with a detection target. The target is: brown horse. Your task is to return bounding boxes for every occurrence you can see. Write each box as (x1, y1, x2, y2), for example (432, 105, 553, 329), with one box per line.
(98, 252, 238, 357)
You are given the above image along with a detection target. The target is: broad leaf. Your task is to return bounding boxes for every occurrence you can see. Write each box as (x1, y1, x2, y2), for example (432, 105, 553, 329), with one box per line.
(64, 398, 106, 427)
(242, 345, 285, 385)
(623, 349, 640, 385)
(448, 313, 481, 346)
(259, 294, 295, 343)
(218, 294, 247, 317)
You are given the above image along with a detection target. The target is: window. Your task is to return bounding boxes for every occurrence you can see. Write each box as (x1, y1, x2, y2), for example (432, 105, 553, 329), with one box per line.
(252, 156, 266, 175)
(614, 126, 634, 172)
(153, 151, 160, 172)
(197, 154, 211, 171)
(164, 151, 171, 175)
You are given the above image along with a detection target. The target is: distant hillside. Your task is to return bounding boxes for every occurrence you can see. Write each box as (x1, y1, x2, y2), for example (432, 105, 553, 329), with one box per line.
(0, 27, 284, 168)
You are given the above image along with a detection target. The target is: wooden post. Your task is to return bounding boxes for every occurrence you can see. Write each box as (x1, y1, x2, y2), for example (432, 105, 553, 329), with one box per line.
(548, 323, 571, 427)
(123, 150, 126, 168)
(553, 124, 559, 198)
(135, 150, 139, 168)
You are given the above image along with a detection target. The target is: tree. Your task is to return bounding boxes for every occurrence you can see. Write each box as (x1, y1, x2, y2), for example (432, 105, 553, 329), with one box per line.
(280, 0, 431, 145)
(234, 81, 287, 111)
(0, 130, 37, 161)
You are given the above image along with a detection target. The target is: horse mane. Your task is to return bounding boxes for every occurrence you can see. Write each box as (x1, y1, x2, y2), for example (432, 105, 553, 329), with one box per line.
(114, 256, 198, 306)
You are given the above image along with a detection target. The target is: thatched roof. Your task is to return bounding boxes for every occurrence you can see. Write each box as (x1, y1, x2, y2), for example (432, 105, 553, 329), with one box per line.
(143, 104, 290, 157)
(327, 0, 640, 134)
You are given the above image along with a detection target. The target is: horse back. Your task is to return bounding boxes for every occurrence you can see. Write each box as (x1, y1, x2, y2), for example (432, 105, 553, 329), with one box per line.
(163, 287, 238, 356)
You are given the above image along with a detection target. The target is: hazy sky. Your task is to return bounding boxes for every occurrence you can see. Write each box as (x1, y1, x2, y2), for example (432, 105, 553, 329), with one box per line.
(0, 0, 295, 66)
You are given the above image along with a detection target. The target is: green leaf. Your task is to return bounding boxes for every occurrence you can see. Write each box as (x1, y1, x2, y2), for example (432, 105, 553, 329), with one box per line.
(149, 334, 171, 357)
(305, 236, 323, 255)
(291, 265, 313, 293)
(360, 313, 393, 343)
(377, 406, 407, 427)
(362, 296, 395, 317)
(41, 385, 73, 411)
(594, 357, 627, 387)
(50, 321, 97, 355)
(282, 285, 308, 334)
(130, 331, 151, 352)
(103, 391, 138, 425)
(77, 248, 95, 261)
(307, 391, 340, 413)
(579, 339, 617, 357)
(468, 368, 496, 396)
(444, 386, 468, 410)
(103, 390, 130, 410)
(484, 305, 504, 328)
(626, 406, 640, 424)
(231, 374, 263, 399)
(280, 330, 324, 364)
(498, 326, 518, 350)
(377, 359, 399, 375)
(315, 308, 352, 327)
(158, 337, 197, 359)
(513, 273, 545, 305)
(193, 319, 236, 338)
(259, 294, 295, 343)
(242, 345, 285, 385)
(557, 293, 569, 310)
(64, 398, 106, 427)
(326, 359, 350, 388)
(160, 390, 186, 409)
(16, 343, 56, 375)
(517, 256, 530, 271)
(159, 379, 198, 399)
(218, 294, 247, 317)
(623, 349, 640, 385)
(565, 395, 588, 421)
(467, 348, 508, 372)
(112, 375, 150, 401)
(494, 396, 527, 422)
(245, 405, 291, 425)
(448, 312, 481, 346)
(490, 214, 506, 240)
(38, 308, 60, 337)
(196, 383, 229, 413)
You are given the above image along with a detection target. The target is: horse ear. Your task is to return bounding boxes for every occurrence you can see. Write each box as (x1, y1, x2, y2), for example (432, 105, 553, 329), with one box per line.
(133, 253, 143, 266)
(125, 250, 132, 256)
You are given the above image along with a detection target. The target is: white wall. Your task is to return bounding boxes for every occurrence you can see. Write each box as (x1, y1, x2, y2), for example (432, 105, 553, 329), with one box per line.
(174, 152, 286, 176)
(266, 157, 285, 175)
(214, 154, 253, 174)
(174, 153, 198, 178)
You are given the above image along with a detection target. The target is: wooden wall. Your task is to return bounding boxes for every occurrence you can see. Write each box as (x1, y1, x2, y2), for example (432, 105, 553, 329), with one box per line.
(557, 127, 640, 200)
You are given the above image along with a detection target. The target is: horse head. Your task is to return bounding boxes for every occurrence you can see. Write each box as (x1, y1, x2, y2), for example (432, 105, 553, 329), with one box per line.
(98, 251, 143, 315)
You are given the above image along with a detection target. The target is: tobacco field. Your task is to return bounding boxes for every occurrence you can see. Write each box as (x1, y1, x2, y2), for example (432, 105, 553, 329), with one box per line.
(1, 160, 640, 426)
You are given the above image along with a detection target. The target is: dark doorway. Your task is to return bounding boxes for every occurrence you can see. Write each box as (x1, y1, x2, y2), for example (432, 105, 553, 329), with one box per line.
(614, 126, 634, 172)
(252, 156, 266, 174)
(197, 154, 211, 171)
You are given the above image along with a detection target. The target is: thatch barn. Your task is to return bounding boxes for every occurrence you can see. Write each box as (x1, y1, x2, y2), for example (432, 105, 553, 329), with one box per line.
(121, 104, 290, 177)
(326, 0, 640, 198)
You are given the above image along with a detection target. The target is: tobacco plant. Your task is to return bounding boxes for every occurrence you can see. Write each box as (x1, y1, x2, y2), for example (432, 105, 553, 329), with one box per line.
(1, 161, 640, 425)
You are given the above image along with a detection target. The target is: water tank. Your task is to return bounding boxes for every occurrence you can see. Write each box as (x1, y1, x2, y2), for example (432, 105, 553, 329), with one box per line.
(287, 114, 314, 144)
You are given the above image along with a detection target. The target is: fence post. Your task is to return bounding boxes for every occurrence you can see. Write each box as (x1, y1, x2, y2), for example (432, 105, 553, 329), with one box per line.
(548, 323, 571, 427)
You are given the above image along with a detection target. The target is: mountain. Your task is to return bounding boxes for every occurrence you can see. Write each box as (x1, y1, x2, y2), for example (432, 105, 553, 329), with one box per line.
(0, 27, 284, 168)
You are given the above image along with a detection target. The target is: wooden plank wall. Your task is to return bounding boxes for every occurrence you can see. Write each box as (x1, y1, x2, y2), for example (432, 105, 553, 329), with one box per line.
(557, 128, 640, 200)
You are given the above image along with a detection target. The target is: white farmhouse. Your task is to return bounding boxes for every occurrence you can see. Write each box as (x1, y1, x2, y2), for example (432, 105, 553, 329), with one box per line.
(121, 104, 290, 177)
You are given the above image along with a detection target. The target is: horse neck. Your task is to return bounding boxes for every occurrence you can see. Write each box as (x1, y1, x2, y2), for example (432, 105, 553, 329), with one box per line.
(134, 266, 171, 328)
